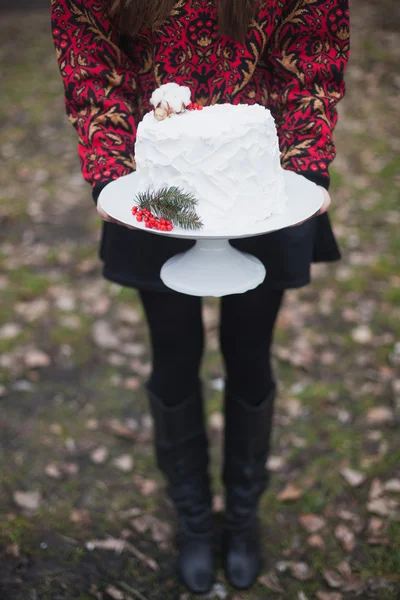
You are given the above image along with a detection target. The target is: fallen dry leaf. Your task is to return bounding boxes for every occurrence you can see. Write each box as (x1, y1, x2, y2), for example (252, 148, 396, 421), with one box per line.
(105, 585, 125, 600)
(131, 515, 172, 549)
(368, 517, 386, 535)
(277, 483, 304, 501)
(15, 298, 49, 322)
(0, 323, 21, 339)
(369, 478, 384, 500)
(130, 359, 151, 377)
(351, 325, 372, 344)
(106, 419, 137, 440)
(123, 377, 140, 391)
(336, 561, 352, 578)
(367, 537, 391, 546)
(366, 406, 393, 425)
(92, 320, 119, 349)
(258, 571, 285, 593)
(384, 478, 400, 493)
(213, 494, 225, 513)
(297, 593, 309, 600)
(308, 534, 325, 549)
(283, 398, 303, 418)
(116, 306, 141, 325)
(367, 497, 398, 517)
(49, 423, 62, 435)
(299, 514, 326, 533)
(90, 446, 109, 464)
(316, 593, 343, 600)
(24, 349, 51, 368)
(112, 454, 134, 472)
(340, 467, 366, 487)
(118, 507, 142, 519)
(45, 463, 63, 480)
(62, 462, 79, 475)
(323, 570, 344, 589)
(336, 509, 364, 533)
(131, 516, 150, 535)
(335, 524, 356, 552)
(290, 562, 314, 581)
(13, 490, 41, 511)
(5, 542, 20, 557)
(133, 475, 158, 497)
(71, 509, 92, 525)
(209, 412, 224, 431)
(85, 419, 99, 430)
(267, 455, 286, 471)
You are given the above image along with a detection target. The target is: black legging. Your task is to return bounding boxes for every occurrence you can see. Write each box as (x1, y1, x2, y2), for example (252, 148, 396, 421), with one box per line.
(139, 285, 284, 406)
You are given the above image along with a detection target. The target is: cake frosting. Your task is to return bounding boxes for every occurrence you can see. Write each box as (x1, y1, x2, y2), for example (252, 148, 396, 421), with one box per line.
(134, 85, 287, 232)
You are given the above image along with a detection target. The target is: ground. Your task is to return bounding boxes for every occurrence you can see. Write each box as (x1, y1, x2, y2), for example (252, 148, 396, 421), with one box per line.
(0, 3, 399, 600)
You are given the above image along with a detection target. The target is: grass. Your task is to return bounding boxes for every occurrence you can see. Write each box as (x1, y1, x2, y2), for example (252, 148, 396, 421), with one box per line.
(0, 3, 399, 599)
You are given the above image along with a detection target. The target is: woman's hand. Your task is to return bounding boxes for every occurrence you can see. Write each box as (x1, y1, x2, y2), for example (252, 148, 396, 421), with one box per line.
(97, 203, 139, 230)
(291, 186, 331, 227)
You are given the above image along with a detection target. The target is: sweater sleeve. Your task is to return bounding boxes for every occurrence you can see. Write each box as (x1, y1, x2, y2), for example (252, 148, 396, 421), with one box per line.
(265, 0, 350, 186)
(51, 0, 138, 189)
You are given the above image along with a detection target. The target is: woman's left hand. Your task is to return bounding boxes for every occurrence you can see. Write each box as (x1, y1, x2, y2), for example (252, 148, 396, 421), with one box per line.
(291, 186, 331, 227)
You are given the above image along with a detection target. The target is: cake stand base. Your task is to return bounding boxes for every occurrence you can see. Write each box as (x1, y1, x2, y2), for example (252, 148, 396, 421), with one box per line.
(160, 239, 266, 297)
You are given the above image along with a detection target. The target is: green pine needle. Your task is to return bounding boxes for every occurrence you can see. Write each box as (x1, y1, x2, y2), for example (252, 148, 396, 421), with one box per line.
(135, 186, 204, 231)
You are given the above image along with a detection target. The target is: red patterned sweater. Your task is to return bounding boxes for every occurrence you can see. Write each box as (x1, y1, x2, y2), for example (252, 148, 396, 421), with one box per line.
(51, 0, 350, 192)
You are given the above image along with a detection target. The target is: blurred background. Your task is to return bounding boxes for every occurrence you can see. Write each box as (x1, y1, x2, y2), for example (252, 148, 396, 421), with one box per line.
(0, 2, 399, 599)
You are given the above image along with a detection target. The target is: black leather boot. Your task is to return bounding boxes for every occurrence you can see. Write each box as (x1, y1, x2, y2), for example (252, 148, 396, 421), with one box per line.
(222, 385, 276, 589)
(148, 387, 214, 594)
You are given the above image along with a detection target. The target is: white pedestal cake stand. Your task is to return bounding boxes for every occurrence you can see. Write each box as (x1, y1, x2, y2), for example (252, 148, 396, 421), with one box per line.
(99, 170, 323, 297)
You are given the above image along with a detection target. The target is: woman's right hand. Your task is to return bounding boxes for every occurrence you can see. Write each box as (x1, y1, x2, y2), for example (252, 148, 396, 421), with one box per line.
(97, 203, 139, 230)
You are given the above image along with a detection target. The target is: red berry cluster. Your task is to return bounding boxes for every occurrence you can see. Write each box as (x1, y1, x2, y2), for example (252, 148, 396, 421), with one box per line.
(187, 102, 203, 111)
(132, 206, 173, 231)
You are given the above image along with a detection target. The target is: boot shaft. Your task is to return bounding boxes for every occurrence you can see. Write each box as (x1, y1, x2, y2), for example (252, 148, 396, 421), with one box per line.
(223, 386, 276, 520)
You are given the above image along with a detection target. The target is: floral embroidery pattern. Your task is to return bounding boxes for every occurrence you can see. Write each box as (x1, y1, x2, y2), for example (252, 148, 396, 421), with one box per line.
(51, 0, 349, 187)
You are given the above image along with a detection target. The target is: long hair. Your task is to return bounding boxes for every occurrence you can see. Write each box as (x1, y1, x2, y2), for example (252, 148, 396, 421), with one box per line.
(108, 0, 256, 42)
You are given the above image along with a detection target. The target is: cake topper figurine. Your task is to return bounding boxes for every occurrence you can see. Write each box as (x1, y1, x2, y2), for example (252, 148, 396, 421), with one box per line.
(150, 83, 192, 121)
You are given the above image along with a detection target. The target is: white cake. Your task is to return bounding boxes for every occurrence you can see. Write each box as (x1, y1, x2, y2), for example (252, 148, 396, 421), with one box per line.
(134, 85, 287, 232)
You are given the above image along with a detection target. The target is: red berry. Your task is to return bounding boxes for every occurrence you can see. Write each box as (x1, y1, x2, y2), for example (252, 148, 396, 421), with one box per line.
(136, 215, 143, 222)
(161, 225, 167, 231)
(145, 222, 150, 228)
(167, 224, 173, 231)
(198, 106, 203, 110)
(132, 206, 138, 213)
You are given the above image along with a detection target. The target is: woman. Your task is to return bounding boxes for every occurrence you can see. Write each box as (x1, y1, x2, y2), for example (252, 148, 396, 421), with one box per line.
(51, 0, 349, 593)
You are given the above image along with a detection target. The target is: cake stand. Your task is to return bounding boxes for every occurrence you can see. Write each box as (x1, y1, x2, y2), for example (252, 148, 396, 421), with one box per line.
(98, 170, 323, 297)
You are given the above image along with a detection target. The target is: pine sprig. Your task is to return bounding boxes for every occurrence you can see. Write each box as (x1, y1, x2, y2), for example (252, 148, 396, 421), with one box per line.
(135, 186, 203, 231)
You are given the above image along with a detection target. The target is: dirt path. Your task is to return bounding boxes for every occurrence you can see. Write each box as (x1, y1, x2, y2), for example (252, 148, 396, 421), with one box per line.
(0, 3, 399, 600)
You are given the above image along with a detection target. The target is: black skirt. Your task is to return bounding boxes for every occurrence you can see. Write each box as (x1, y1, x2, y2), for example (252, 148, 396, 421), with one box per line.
(99, 211, 340, 293)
